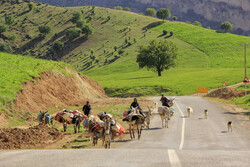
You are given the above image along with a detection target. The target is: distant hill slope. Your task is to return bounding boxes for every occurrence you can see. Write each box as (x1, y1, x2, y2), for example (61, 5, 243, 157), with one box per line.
(35, 0, 250, 36)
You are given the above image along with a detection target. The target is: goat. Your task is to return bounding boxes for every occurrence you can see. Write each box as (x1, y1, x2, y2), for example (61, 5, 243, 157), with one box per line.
(228, 121, 233, 132)
(187, 107, 193, 117)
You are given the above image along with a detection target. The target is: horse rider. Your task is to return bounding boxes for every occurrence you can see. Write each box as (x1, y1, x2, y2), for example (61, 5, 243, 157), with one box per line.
(160, 95, 170, 107)
(82, 101, 92, 117)
(130, 98, 145, 117)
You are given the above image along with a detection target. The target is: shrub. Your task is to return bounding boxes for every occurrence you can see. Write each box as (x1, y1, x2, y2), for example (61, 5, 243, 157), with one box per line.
(71, 11, 81, 24)
(118, 49, 124, 55)
(163, 30, 168, 35)
(53, 41, 64, 51)
(145, 8, 156, 17)
(0, 42, 12, 52)
(220, 21, 233, 32)
(66, 28, 81, 40)
(5, 15, 15, 25)
(81, 24, 93, 35)
(157, 8, 171, 21)
(114, 6, 123, 10)
(0, 24, 8, 34)
(28, 3, 33, 11)
(193, 21, 202, 27)
(172, 16, 178, 21)
(8, 33, 17, 41)
(38, 25, 51, 36)
(170, 31, 174, 36)
(124, 7, 130, 11)
(76, 19, 86, 28)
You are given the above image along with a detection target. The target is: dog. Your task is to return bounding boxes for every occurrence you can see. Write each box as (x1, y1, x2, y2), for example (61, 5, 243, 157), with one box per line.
(204, 110, 208, 119)
(228, 121, 233, 132)
(187, 107, 193, 117)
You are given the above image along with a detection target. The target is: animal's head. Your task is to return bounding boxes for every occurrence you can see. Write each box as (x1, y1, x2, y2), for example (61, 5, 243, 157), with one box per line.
(130, 107, 137, 114)
(147, 106, 153, 115)
(168, 99, 174, 107)
(187, 107, 191, 111)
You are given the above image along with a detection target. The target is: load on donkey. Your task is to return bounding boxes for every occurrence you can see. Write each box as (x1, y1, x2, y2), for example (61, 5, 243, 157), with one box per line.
(37, 111, 53, 126)
(83, 112, 125, 149)
(55, 109, 87, 133)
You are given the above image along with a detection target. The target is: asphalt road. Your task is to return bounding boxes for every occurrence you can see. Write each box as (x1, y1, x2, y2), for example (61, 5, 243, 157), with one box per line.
(0, 96, 249, 167)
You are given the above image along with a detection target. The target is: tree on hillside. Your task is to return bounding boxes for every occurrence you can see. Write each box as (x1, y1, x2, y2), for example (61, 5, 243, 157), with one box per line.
(172, 16, 178, 21)
(28, 3, 33, 11)
(71, 11, 82, 24)
(193, 21, 202, 27)
(66, 27, 81, 40)
(220, 21, 233, 32)
(76, 19, 86, 28)
(81, 24, 93, 36)
(53, 41, 64, 51)
(145, 8, 156, 17)
(5, 15, 15, 25)
(114, 6, 123, 10)
(124, 7, 131, 11)
(157, 8, 171, 22)
(0, 24, 8, 35)
(38, 25, 51, 36)
(137, 40, 178, 76)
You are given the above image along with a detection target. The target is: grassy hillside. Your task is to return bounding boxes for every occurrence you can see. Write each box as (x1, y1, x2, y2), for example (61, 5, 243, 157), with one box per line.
(0, 0, 250, 97)
(0, 52, 69, 107)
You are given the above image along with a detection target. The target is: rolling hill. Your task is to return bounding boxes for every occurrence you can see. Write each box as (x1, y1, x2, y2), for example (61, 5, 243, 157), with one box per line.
(35, 0, 250, 36)
(0, 0, 250, 97)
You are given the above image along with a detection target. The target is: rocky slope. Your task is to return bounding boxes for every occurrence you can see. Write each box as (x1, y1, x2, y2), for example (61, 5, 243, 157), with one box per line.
(35, 0, 250, 36)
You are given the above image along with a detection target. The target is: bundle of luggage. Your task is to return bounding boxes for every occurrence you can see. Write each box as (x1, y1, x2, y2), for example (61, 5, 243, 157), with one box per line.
(55, 109, 87, 123)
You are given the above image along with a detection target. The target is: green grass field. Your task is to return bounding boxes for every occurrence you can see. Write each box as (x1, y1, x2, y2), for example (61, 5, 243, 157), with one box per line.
(0, 52, 69, 106)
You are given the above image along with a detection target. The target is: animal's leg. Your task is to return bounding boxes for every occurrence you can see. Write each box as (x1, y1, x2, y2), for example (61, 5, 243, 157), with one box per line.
(63, 123, 67, 132)
(129, 125, 133, 139)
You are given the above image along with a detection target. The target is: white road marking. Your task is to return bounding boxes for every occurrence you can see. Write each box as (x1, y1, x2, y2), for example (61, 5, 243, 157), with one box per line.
(168, 149, 182, 167)
(175, 102, 185, 150)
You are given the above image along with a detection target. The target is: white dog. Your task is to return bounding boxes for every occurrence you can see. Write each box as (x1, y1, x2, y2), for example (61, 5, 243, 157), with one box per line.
(187, 107, 193, 117)
(204, 110, 208, 119)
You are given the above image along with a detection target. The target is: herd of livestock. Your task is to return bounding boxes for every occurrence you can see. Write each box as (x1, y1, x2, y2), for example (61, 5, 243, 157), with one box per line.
(37, 98, 176, 149)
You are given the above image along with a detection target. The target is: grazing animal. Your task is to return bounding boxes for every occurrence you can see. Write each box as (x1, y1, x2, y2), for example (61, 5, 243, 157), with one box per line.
(55, 110, 87, 133)
(158, 107, 171, 128)
(142, 106, 153, 129)
(37, 111, 53, 125)
(187, 107, 193, 117)
(228, 121, 233, 132)
(204, 110, 208, 119)
(123, 107, 145, 140)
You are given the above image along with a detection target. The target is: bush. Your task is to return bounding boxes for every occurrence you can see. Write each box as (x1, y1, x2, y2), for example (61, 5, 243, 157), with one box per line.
(81, 24, 93, 35)
(53, 41, 64, 51)
(0, 42, 12, 52)
(193, 21, 202, 27)
(118, 49, 124, 55)
(28, 3, 33, 11)
(170, 31, 174, 36)
(38, 25, 51, 36)
(71, 11, 81, 24)
(124, 7, 130, 11)
(163, 30, 168, 35)
(172, 16, 178, 21)
(76, 19, 86, 28)
(66, 28, 81, 40)
(8, 33, 17, 41)
(5, 15, 15, 25)
(0, 24, 8, 34)
(220, 21, 233, 32)
(114, 6, 123, 10)
(145, 8, 156, 17)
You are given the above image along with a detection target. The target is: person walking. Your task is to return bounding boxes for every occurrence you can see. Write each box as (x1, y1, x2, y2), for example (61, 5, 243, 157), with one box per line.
(82, 101, 91, 117)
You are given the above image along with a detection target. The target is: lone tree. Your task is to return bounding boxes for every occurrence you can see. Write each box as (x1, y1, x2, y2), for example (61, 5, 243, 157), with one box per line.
(38, 25, 51, 36)
(145, 8, 156, 17)
(157, 8, 171, 22)
(66, 27, 81, 40)
(172, 16, 178, 21)
(220, 21, 233, 32)
(0, 24, 8, 35)
(137, 40, 178, 76)
(5, 15, 15, 25)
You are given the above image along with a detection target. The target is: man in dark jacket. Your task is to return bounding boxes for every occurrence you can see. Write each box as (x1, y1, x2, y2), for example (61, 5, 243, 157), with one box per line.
(130, 98, 144, 116)
(160, 95, 170, 107)
(82, 101, 91, 116)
